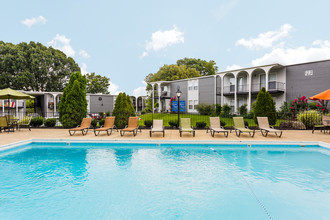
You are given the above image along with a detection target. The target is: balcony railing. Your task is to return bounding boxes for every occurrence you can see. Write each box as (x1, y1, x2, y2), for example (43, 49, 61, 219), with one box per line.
(223, 85, 235, 94)
(268, 81, 285, 91)
(237, 84, 249, 93)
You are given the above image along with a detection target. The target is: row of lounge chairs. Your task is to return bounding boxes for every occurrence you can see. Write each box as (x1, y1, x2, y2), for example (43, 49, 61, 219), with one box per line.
(68, 116, 283, 138)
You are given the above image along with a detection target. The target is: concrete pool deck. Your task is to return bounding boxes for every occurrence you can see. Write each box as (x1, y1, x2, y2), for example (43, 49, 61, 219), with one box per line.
(0, 128, 329, 146)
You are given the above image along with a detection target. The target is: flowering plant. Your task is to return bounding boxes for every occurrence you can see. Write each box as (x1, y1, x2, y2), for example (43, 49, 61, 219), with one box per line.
(290, 95, 308, 117)
(316, 99, 329, 114)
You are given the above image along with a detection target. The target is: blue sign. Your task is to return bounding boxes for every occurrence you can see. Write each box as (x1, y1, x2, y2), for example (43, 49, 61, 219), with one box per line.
(172, 101, 185, 112)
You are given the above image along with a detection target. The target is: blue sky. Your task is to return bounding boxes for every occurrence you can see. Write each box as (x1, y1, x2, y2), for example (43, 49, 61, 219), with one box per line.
(1, 0, 330, 96)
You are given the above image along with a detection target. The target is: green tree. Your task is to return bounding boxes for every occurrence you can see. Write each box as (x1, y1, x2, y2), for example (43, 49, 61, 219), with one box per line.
(86, 72, 110, 94)
(59, 72, 87, 128)
(253, 87, 277, 125)
(145, 64, 200, 83)
(176, 58, 218, 76)
(0, 41, 80, 91)
(112, 92, 136, 128)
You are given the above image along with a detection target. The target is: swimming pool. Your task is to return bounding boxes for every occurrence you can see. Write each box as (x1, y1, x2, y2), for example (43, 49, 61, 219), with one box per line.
(1, 140, 330, 219)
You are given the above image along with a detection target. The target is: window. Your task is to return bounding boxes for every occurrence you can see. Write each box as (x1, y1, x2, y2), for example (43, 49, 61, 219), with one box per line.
(260, 74, 266, 89)
(194, 100, 198, 109)
(194, 85, 198, 90)
(189, 100, 193, 109)
(229, 77, 235, 92)
(188, 86, 193, 90)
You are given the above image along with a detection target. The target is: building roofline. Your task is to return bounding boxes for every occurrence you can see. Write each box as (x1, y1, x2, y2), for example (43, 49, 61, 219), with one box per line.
(284, 59, 330, 67)
(216, 63, 283, 74)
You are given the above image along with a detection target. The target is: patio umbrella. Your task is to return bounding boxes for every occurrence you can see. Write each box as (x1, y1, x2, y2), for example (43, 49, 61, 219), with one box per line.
(309, 89, 330, 100)
(0, 88, 35, 116)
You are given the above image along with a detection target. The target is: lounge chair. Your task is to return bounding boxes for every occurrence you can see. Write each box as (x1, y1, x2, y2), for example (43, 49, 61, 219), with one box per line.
(0, 116, 14, 133)
(208, 117, 228, 137)
(257, 117, 282, 138)
(18, 116, 32, 131)
(69, 118, 92, 136)
(232, 117, 255, 137)
(150, 119, 165, 137)
(94, 117, 116, 136)
(120, 117, 141, 136)
(179, 118, 195, 137)
(312, 115, 330, 134)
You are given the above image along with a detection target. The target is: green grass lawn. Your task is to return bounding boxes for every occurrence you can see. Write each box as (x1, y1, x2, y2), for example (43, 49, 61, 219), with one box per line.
(138, 113, 284, 128)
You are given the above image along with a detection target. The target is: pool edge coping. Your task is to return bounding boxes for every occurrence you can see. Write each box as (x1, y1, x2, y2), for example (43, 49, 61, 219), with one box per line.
(1, 138, 330, 152)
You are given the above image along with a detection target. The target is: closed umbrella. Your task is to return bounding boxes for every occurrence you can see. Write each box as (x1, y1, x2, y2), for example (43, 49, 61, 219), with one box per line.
(0, 88, 35, 116)
(309, 89, 330, 101)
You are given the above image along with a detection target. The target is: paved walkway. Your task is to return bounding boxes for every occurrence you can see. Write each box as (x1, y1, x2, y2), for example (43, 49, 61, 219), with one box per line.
(0, 128, 329, 146)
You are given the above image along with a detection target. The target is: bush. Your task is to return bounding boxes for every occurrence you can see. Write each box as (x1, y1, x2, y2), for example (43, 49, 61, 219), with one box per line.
(222, 104, 231, 115)
(141, 110, 146, 115)
(91, 119, 98, 128)
(106, 111, 111, 117)
(215, 104, 222, 115)
(144, 120, 153, 128)
(59, 72, 87, 128)
(253, 87, 277, 125)
(169, 119, 178, 128)
(45, 118, 56, 127)
(308, 102, 317, 110)
(297, 110, 322, 129)
(99, 112, 105, 118)
(196, 103, 214, 115)
(196, 121, 207, 128)
(99, 119, 105, 126)
(31, 116, 44, 127)
(238, 104, 248, 116)
(112, 92, 136, 128)
(220, 120, 226, 127)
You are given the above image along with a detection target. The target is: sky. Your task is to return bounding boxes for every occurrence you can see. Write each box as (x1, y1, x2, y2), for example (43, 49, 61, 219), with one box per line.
(1, 0, 330, 96)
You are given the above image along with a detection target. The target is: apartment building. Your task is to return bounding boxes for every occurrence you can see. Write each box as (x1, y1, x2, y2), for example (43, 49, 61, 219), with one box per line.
(150, 59, 330, 113)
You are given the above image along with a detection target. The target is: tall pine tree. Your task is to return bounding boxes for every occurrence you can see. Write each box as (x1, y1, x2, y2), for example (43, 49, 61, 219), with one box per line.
(59, 72, 87, 128)
(253, 87, 277, 125)
(112, 92, 136, 128)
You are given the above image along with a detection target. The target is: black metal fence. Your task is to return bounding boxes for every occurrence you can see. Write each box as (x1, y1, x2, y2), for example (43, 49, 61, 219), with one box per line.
(1, 111, 328, 130)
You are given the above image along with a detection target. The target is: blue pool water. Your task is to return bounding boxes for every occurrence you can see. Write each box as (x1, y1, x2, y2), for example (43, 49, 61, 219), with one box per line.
(0, 142, 330, 219)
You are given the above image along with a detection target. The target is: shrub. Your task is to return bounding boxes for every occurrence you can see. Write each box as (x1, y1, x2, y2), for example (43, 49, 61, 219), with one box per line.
(196, 103, 214, 115)
(222, 104, 231, 115)
(169, 119, 178, 128)
(99, 119, 105, 126)
(112, 92, 136, 128)
(91, 119, 98, 128)
(196, 121, 207, 128)
(220, 120, 226, 127)
(144, 120, 153, 128)
(141, 110, 146, 115)
(45, 118, 56, 127)
(253, 87, 277, 125)
(290, 96, 309, 117)
(59, 72, 87, 128)
(215, 104, 222, 115)
(99, 112, 105, 118)
(238, 104, 248, 116)
(297, 110, 322, 129)
(106, 111, 111, 117)
(31, 116, 44, 127)
(308, 102, 317, 110)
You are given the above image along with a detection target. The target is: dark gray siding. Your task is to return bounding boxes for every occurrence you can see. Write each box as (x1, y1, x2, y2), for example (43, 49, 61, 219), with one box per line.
(199, 77, 215, 105)
(89, 95, 114, 113)
(286, 60, 330, 101)
(170, 81, 187, 112)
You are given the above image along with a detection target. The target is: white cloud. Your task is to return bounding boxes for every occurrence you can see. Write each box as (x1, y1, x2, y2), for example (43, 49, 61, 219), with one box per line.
(212, 0, 239, 21)
(142, 25, 184, 57)
(21, 16, 47, 28)
(108, 81, 122, 95)
(80, 63, 88, 75)
(48, 34, 75, 57)
(236, 24, 293, 50)
(226, 64, 242, 71)
(252, 40, 330, 66)
(79, 50, 90, 58)
(133, 81, 147, 97)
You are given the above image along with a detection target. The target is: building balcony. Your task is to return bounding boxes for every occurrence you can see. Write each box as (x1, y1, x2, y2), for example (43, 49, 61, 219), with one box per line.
(223, 85, 235, 96)
(216, 87, 221, 95)
(237, 84, 249, 95)
(251, 82, 285, 94)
